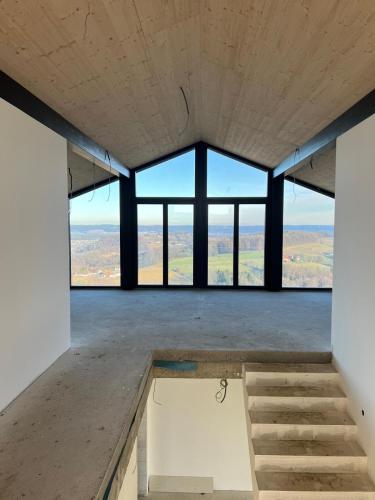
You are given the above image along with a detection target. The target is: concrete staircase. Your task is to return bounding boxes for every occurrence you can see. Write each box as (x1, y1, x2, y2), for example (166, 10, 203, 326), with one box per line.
(244, 363, 375, 500)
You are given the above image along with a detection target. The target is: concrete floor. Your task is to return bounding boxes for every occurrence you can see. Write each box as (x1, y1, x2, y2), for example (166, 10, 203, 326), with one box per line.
(0, 289, 331, 500)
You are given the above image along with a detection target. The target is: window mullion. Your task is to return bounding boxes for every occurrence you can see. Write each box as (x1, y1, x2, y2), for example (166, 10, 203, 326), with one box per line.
(233, 203, 239, 287)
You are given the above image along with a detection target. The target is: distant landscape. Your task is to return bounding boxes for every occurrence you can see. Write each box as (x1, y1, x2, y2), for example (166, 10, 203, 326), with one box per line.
(70, 225, 121, 286)
(70, 224, 333, 287)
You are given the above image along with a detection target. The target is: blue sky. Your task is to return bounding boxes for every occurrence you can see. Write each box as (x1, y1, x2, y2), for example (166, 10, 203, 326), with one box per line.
(284, 180, 334, 225)
(70, 181, 120, 225)
(70, 150, 334, 225)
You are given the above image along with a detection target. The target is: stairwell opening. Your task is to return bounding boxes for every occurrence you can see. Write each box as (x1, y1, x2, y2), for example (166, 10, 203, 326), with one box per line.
(107, 359, 375, 500)
(112, 364, 253, 500)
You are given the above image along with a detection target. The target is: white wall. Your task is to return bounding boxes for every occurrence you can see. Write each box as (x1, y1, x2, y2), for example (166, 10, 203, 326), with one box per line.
(118, 439, 138, 500)
(148, 378, 252, 491)
(332, 113, 375, 480)
(0, 98, 70, 411)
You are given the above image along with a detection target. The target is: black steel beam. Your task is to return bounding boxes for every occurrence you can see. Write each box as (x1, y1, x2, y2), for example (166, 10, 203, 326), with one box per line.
(264, 172, 284, 290)
(163, 203, 168, 286)
(193, 143, 208, 287)
(134, 141, 271, 175)
(120, 172, 137, 289)
(134, 144, 198, 173)
(273, 89, 375, 178)
(285, 175, 335, 199)
(0, 71, 129, 178)
(233, 203, 239, 286)
(68, 175, 119, 199)
(205, 142, 271, 173)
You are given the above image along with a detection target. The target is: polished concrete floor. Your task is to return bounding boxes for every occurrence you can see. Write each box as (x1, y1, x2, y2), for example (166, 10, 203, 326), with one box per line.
(0, 289, 331, 500)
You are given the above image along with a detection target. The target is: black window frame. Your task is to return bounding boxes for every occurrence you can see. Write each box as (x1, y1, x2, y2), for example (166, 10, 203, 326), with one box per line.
(69, 141, 334, 292)
(281, 175, 335, 291)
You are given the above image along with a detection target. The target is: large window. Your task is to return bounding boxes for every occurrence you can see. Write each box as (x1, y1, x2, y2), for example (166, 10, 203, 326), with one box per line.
(207, 149, 267, 287)
(70, 181, 120, 286)
(239, 205, 265, 286)
(207, 149, 268, 197)
(136, 150, 195, 197)
(283, 180, 335, 288)
(136, 150, 196, 286)
(68, 144, 335, 291)
(208, 205, 234, 285)
(168, 205, 194, 285)
(138, 204, 163, 285)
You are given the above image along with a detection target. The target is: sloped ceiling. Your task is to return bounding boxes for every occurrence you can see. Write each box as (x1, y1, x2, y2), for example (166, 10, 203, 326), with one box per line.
(0, 0, 374, 177)
(67, 147, 116, 195)
(290, 144, 336, 193)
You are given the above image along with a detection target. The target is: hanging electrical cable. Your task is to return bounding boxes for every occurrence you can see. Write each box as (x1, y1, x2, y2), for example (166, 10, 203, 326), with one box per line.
(105, 150, 112, 202)
(292, 147, 300, 203)
(88, 159, 97, 202)
(215, 378, 228, 403)
(178, 85, 190, 136)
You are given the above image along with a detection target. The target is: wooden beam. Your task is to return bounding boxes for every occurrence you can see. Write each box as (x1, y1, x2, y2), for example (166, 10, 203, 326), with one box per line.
(273, 89, 375, 178)
(0, 71, 130, 178)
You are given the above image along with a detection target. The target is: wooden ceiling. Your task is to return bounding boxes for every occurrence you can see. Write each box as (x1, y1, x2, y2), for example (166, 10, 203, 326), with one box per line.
(67, 146, 116, 195)
(0, 0, 375, 170)
(290, 143, 336, 193)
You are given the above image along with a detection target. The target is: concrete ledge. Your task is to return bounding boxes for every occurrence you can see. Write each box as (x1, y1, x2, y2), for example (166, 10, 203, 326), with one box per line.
(153, 350, 332, 364)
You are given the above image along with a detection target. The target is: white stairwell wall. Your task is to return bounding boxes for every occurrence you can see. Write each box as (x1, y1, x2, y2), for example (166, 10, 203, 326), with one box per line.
(0, 98, 70, 411)
(332, 113, 375, 482)
(147, 378, 252, 492)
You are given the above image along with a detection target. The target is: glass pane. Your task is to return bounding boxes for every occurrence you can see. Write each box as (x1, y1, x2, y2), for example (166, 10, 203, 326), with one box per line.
(239, 205, 265, 286)
(138, 204, 163, 284)
(207, 149, 267, 197)
(168, 205, 194, 285)
(283, 180, 335, 288)
(136, 150, 195, 197)
(208, 205, 234, 285)
(70, 181, 120, 286)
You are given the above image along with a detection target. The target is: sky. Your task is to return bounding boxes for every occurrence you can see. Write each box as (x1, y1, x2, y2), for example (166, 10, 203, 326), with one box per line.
(284, 180, 335, 225)
(69, 150, 334, 226)
(69, 181, 120, 225)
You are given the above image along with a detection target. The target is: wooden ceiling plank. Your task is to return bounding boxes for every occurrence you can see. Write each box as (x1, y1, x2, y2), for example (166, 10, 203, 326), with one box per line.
(0, 0, 375, 170)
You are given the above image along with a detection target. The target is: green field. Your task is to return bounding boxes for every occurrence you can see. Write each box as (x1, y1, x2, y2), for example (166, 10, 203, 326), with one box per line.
(139, 250, 265, 285)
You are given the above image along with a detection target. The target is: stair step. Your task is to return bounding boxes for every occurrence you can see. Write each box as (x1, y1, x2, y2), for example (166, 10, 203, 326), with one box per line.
(250, 410, 356, 441)
(247, 386, 345, 398)
(253, 440, 367, 473)
(247, 385, 346, 411)
(245, 363, 340, 387)
(256, 472, 375, 499)
(245, 363, 337, 373)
